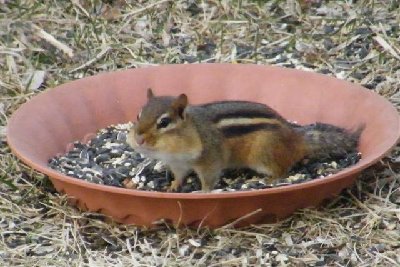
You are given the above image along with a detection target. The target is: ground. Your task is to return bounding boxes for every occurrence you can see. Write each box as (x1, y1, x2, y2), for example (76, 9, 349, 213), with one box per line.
(1, 0, 400, 266)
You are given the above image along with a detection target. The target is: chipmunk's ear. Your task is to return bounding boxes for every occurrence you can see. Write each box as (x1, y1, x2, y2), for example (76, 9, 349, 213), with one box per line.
(171, 93, 188, 119)
(147, 88, 154, 100)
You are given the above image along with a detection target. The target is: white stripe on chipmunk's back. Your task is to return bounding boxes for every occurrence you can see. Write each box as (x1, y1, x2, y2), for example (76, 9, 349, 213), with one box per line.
(216, 117, 279, 128)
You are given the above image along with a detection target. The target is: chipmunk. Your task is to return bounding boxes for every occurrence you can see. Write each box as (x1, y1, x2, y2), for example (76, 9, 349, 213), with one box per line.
(127, 89, 363, 192)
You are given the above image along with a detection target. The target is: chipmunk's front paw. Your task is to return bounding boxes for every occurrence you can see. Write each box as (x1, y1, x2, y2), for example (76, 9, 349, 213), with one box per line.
(200, 185, 211, 192)
(168, 180, 181, 192)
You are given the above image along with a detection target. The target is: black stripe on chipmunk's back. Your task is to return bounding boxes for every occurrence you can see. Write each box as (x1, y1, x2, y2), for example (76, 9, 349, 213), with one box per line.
(199, 100, 282, 123)
(220, 123, 281, 138)
(211, 109, 277, 123)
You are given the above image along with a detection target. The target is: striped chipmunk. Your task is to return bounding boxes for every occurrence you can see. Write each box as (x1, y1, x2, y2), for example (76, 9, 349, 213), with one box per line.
(127, 89, 364, 192)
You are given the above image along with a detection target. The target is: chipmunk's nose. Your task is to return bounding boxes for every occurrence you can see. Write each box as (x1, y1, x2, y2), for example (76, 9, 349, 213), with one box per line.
(135, 134, 145, 145)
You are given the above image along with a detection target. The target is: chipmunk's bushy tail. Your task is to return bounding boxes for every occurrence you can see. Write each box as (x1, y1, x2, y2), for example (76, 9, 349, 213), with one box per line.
(295, 123, 365, 160)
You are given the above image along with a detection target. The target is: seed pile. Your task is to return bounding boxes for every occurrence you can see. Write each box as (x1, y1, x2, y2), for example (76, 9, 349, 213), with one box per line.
(48, 123, 361, 193)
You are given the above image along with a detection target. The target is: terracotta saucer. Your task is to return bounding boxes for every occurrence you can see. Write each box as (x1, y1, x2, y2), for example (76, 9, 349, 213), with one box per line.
(7, 64, 400, 228)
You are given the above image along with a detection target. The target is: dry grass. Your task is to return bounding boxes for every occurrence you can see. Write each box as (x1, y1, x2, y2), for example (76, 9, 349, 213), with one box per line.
(1, 0, 400, 266)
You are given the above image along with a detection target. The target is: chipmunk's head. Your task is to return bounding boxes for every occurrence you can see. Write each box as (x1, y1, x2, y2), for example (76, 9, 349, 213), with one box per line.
(127, 88, 189, 156)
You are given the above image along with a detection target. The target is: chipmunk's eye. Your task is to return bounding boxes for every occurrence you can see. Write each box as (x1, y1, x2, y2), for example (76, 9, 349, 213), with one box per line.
(157, 117, 172, 129)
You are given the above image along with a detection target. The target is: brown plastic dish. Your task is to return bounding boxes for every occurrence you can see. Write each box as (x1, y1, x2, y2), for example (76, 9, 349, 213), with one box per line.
(7, 64, 400, 228)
